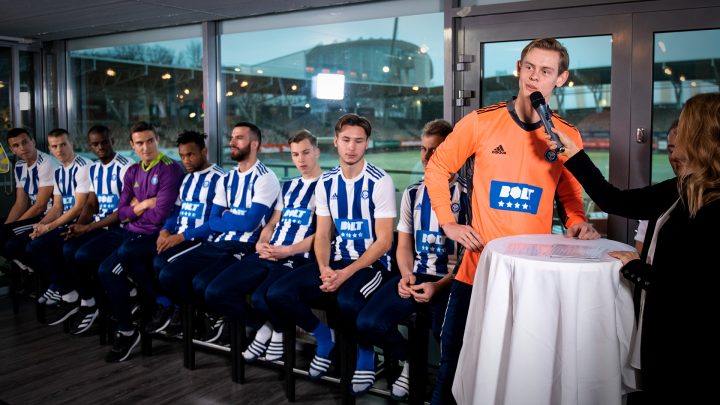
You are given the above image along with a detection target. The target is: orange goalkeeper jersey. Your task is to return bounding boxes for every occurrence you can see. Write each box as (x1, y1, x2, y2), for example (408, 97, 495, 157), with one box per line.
(425, 99, 587, 285)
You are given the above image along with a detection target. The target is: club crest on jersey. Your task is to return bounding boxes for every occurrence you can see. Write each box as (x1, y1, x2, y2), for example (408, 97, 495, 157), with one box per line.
(151, 174, 159, 185)
(451, 202, 461, 213)
(281, 207, 311, 225)
(180, 201, 205, 219)
(489, 180, 542, 214)
(361, 190, 369, 199)
(334, 218, 370, 240)
(112, 173, 118, 181)
(202, 180, 211, 188)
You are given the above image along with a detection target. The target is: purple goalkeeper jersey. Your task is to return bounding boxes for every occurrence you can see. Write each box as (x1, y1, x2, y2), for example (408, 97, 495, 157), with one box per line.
(118, 152, 184, 235)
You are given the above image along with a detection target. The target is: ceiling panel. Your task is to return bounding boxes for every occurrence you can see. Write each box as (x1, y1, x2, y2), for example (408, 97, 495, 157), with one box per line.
(0, 0, 379, 42)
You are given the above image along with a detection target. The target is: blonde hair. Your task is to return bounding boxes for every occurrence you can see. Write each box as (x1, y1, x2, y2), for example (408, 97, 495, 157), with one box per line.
(520, 38, 570, 74)
(676, 92, 720, 217)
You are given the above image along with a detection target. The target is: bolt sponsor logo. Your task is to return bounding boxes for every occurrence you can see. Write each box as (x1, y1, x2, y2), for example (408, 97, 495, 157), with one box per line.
(489, 180, 542, 214)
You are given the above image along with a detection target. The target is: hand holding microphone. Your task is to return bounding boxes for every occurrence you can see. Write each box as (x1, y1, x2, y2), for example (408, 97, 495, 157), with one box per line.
(530, 91, 565, 161)
(529, 92, 582, 159)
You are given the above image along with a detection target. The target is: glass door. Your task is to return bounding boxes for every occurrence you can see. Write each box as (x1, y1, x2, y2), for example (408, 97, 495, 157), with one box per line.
(627, 6, 720, 244)
(631, 7, 720, 185)
(455, 13, 633, 241)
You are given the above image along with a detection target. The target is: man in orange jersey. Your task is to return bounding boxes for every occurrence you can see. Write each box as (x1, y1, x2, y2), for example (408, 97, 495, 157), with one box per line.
(424, 38, 600, 404)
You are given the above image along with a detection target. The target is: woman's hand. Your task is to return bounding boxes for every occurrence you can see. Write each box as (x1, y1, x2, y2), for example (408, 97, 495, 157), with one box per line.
(545, 128, 581, 159)
(608, 250, 640, 266)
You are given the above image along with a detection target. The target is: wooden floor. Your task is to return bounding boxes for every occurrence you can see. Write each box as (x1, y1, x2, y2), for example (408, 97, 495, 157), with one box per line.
(0, 296, 391, 405)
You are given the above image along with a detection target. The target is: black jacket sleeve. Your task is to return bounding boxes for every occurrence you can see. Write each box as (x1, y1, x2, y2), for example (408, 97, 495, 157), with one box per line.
(620, 259, 653, 290)
(564, 150, 679, 220)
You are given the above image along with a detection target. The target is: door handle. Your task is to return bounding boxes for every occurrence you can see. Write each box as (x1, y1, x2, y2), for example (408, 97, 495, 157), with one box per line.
(636, 127, 647, 143)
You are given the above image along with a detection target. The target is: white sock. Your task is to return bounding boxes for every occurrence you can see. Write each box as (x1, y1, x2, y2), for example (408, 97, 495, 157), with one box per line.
(264, 330, 284, 361)
(62, 290, 79, 303)
(254, 322, 273, 344)
(81, 298, 96, 307)
(391, 361, 411, 399)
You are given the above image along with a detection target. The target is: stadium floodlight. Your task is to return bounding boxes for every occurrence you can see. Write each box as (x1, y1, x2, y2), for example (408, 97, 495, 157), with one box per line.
(312, 73, 345, 100)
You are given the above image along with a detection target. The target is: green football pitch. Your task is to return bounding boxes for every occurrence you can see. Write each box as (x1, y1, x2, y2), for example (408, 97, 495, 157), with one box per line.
(261, 149, 676, 192)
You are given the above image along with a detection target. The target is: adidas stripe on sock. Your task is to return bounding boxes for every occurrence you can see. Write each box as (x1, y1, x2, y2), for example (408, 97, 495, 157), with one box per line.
(391, 361, 411, 399)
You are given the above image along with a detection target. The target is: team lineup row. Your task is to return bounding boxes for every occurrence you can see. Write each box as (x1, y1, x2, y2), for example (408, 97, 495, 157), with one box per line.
(0, 114, 468, 402)
(3, 35, 717, 404)
(3, 38, 605, 405)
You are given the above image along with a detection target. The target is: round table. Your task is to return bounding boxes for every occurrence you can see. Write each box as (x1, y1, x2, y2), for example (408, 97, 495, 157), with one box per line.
(452, 234, 640, 405)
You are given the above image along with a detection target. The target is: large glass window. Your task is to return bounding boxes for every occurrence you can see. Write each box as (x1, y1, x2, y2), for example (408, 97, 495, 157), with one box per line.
(18, 51, 36, 131)
(44, 53, 58, 131)
(220, 8, 444, 192)
(68, 27, 203, 158)
(651, 29, 720, 184)
(0, 47, 12, 219)
(0, 47, 10, 131)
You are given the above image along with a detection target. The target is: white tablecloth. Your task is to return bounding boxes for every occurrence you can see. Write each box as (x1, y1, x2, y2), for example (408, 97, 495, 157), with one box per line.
(452, 234, 639, 405)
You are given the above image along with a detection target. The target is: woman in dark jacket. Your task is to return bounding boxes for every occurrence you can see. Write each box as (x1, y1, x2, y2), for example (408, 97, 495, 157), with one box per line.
(547, 92, 720, 402)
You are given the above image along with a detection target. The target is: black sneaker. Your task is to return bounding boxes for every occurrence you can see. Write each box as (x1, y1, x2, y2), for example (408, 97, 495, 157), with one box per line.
(162, 307, 182, 338)
(105, 329, 141, 363)
(216, 323, 230, 347)
(70, 306, 99, 335)
(144, 304, 174, 334)
(47, 301, 80, 326)
(201, 314, 226, 343)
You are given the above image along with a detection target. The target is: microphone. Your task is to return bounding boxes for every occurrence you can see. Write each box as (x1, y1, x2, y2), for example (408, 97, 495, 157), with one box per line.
(530, 91, 565, 160)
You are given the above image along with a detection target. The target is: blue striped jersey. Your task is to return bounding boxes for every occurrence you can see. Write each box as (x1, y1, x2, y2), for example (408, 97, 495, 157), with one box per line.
(315, 161, 396, 270)
(13, 150, 58, 213)
(53, 155, 92, 214)
(212, 160, 280, 243)
(397, 177, 468, 276)
(269, 175, 320, 258)
(175, 164, 226, 237)
(89, 153, 134, 222)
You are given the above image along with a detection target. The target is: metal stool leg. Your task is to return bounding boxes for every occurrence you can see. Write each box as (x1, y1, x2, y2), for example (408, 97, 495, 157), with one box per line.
(409, 309, 430, 405)
(284, 325, 296, 402)
(183, 303, 195, 370)
(9, 264, 21, 315)
(34, 271, 46, 324)
(338, 331, 356, 405)
(230, 319, 246, 383)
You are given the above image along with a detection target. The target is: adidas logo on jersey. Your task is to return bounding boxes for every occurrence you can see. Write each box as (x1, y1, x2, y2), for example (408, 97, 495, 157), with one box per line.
(491, 145, 506, 154)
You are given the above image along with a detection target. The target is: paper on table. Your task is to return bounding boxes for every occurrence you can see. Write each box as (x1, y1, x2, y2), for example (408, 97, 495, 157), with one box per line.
(506, 243, 606, 260)
(550, 244, 606, 260)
